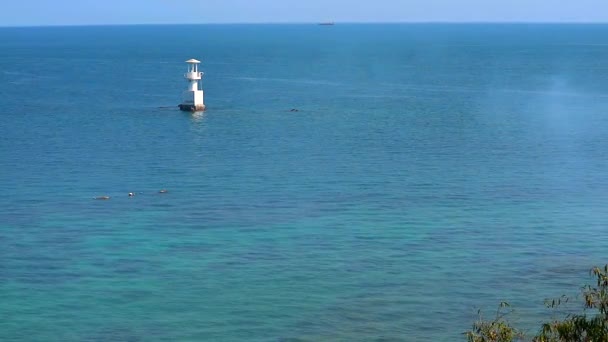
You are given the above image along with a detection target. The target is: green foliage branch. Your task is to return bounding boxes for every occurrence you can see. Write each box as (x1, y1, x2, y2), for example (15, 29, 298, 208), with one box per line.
(465, 265, 608, 342)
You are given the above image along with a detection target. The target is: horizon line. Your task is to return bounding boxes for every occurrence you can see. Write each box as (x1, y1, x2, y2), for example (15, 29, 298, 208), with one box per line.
(2, 21, 608, 28)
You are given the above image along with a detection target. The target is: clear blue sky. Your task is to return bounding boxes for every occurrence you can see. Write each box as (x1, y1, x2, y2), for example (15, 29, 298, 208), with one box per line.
(1, 0, 607, 26)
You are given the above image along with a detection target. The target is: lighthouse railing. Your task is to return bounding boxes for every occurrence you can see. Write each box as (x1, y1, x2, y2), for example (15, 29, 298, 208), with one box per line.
(184, 72, 202, 79)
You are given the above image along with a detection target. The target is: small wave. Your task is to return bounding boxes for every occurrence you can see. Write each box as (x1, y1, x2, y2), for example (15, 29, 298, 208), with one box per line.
(230, 76, 343, 86)
(376, 82, 608, 98)
(3, 70, 36, 77)
(497, 88, 608, 98)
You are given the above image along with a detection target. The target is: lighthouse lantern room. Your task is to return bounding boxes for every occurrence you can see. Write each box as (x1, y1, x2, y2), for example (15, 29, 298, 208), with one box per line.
(179, 58, 206, 112)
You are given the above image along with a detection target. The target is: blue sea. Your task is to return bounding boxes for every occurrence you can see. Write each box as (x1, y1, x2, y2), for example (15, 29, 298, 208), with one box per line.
(2, 24, 608, 340)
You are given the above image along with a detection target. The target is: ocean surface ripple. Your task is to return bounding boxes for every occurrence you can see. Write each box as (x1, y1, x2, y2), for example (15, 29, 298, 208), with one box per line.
(2, 24, 608, 340)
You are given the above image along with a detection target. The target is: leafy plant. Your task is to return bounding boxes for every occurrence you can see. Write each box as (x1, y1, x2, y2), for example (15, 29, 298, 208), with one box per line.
(466, 265, 608, 342)
(466, 302, 524, 342)
(534, 265, 608, 342)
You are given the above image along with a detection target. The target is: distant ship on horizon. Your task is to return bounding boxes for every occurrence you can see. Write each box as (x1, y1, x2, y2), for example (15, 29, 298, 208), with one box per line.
(319, 22, 335, 26)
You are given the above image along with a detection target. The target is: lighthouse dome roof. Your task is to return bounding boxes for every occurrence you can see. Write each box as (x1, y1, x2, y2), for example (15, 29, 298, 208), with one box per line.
(185, 58, 201, 63)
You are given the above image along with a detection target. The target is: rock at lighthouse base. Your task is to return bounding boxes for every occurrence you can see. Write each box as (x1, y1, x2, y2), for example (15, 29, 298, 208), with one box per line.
(178, 104, 206, 112)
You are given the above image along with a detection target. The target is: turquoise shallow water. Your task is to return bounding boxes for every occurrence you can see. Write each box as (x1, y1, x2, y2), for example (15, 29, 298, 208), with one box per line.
(2, 24, 608, 340)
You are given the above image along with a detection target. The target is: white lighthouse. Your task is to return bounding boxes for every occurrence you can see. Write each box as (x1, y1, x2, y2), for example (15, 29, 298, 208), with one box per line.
(179, 58, 206, 112)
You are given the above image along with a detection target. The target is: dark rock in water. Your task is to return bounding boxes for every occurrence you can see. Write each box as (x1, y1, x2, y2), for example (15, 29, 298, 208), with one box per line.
(178, 104, 206, 112)
(289, 108, 300, 112)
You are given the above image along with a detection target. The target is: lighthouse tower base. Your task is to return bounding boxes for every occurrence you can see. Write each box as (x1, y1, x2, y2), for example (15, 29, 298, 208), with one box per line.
(179, 90, 205, 112)
(178, 104, 206, 112)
